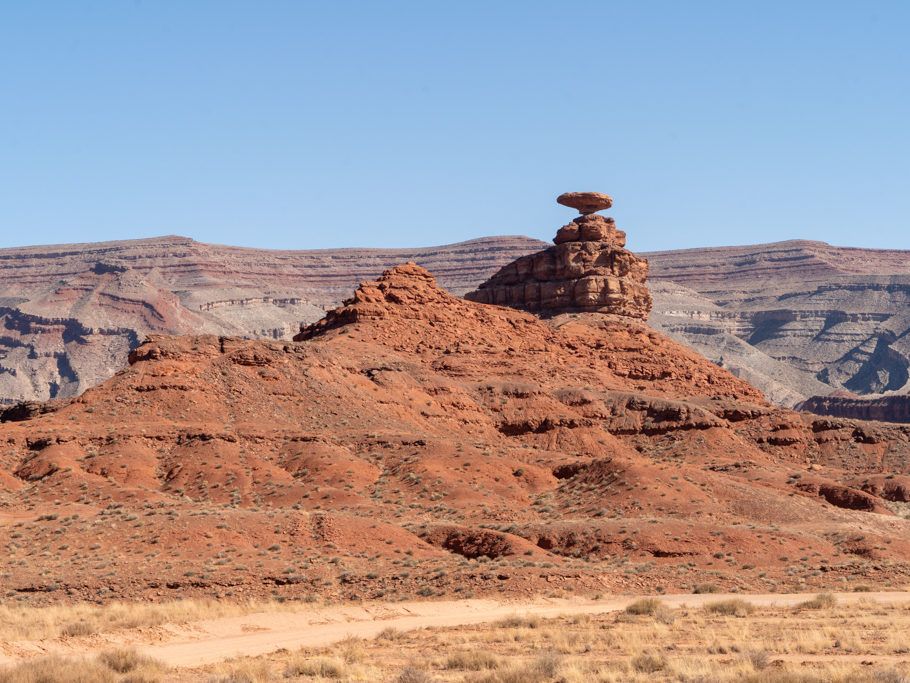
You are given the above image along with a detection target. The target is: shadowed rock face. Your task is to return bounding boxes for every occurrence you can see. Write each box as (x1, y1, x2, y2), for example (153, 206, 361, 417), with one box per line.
(798, 395, 910, 424)
(465, 199, 652, 319)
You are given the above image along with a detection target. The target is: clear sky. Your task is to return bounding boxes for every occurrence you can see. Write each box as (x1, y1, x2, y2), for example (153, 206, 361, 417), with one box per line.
(2, 1, 909, 252)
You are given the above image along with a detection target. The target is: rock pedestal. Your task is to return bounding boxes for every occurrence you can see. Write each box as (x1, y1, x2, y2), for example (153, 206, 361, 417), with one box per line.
(465, 193, 652, 319)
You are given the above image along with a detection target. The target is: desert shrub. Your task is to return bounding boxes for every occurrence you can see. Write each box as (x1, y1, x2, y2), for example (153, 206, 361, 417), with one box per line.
(207, 661, 272, 683)
(526, 653, 561, 678)
(625, 598, 663, 615)
(395, 667, 436, 683)
(120, 676, 162, 683)
(444, 650, 501, 670)
(704, 598, 755, 617)
(468, 655, 560, 683)
(745, 649, 771, 671)
(337, 635, 365, 664)
(97, 648, 160, 673)
(495, 615, 541, 629)
(61, 619, 96, 637)
(797, 593, 837, 610)
(284, 656, 345, 678)
(631, 650, 666, 673)
(376, 626, 405, 641)
(693, 582, 721, 594)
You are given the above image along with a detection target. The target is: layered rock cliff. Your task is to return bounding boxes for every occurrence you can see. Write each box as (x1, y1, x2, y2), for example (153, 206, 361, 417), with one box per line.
(5, 229, 910, 416)
(646, 240, 910, 407)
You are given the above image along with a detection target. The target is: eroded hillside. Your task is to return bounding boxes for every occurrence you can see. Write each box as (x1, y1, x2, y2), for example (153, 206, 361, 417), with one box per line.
(2, 263, 910, 604)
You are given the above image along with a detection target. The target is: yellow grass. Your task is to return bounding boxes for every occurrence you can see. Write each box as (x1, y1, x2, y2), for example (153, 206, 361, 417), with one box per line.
(194, 598, 910, 682)
(0, 649, 167, 683)
(2, 597, 910, 681)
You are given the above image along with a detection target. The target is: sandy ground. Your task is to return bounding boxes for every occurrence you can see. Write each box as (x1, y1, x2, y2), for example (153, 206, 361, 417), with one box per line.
(1, 591, 908, 668)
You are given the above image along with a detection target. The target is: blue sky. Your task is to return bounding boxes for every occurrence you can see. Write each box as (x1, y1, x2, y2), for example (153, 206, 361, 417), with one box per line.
(2, 1, 908, 252)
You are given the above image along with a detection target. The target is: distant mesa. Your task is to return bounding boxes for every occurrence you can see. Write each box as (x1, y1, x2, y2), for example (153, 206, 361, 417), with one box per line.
(556, 191, 613, 215)
(466, 192, 652, 319)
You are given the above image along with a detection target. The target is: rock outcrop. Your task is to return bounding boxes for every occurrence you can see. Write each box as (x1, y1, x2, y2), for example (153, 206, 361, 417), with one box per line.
(294, 263, 453, 340)
(8, 229, 910, 415)
(465, 194, 652, 319)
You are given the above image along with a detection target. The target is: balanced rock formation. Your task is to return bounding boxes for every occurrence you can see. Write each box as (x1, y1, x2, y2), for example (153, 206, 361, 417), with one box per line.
(466, 193, 652, 319)
(556, 191, 613, 214)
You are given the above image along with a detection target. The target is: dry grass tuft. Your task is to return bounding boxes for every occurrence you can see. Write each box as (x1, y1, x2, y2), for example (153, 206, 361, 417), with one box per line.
(796, 592, 837, 610)
(60, 620, 96, 637)
(704, 598, 755, 617)
(631, 649, 667, 673)
(624, 598, 664, 615)
(283, 655, 346, 678)
(445, 649, 501, 671)
(495, 614, 541, 629)
(0, 656, 116, 683)
(97, 648, 161, 674)
(468, 654, 562, 683)
(395, 666, 436, 683)
(376, 625, 404, 641)
(623, 597, 675, 624)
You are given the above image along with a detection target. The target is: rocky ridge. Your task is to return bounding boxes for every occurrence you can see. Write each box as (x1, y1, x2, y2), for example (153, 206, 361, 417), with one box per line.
(466, 194, 652, 318)
(0, 235, 546, 405)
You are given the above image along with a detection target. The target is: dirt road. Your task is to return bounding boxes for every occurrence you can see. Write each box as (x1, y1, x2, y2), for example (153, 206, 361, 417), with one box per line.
(1, 591, 907, 668)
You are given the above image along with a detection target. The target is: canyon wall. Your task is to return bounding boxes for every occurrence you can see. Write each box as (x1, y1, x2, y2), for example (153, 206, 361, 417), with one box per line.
(645, 240, 910, 407)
